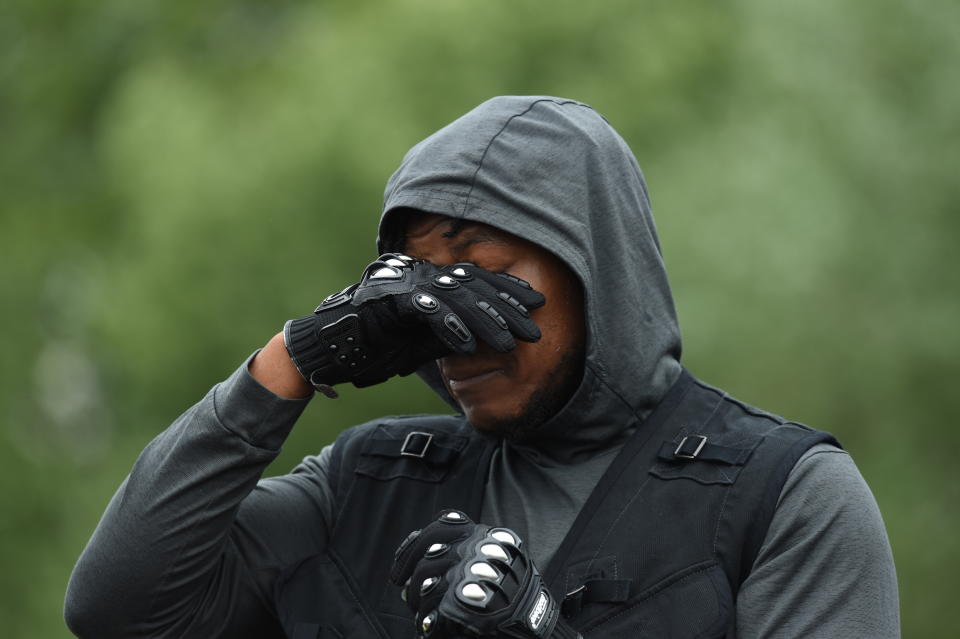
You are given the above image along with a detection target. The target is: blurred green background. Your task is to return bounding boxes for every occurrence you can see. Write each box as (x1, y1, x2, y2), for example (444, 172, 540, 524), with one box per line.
(2, 0, 957, 636)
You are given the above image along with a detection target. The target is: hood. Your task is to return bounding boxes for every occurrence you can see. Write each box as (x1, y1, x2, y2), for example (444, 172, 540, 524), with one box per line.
(377, 96, 682, 459)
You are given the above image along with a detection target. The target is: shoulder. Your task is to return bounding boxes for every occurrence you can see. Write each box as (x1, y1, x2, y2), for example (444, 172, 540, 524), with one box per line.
(737, 443, 900, 637)
(323, 413, 473, 489)
(767, 442, 893, 559)
(698, 377, 838, 451)
(778, 442, 863, 507)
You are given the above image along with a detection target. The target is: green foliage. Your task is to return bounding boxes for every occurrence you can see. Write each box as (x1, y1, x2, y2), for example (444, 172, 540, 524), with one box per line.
(2, 1, 956, 636)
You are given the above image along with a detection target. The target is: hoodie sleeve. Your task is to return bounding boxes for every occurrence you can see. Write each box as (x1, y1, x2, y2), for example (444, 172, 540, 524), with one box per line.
(735, 444, 901, 638)
(64, 353, 336, 639)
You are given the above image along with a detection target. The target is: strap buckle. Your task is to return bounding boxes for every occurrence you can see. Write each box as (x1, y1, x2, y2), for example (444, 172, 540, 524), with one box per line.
(401, 431, 433, 458)
(561, 584, 586, 618)
(674, 435, 707, 460)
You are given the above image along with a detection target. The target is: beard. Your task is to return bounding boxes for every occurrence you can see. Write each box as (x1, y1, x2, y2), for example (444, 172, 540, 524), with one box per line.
(478, 344, 586, 443)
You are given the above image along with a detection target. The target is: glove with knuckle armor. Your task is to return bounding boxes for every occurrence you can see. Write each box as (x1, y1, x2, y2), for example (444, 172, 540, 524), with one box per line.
(283, 254, 545, 396)
(390, 510, 582, 639)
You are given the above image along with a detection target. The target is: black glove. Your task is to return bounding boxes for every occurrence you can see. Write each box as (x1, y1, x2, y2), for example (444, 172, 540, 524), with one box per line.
(283, 254, 545, 395)
(391, 511, 582, 639)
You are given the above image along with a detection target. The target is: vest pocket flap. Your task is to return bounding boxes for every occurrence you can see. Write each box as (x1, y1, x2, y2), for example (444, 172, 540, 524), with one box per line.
(356, 425, 468, 482)
(579, 562, 732, 638)
(649, 431, 763, 485)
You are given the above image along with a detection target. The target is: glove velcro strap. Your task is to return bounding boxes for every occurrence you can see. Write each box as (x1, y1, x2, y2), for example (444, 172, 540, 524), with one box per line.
(499, 584, 562, 639)
(283, 317, 326, 377)
(283, 312, 361, 394)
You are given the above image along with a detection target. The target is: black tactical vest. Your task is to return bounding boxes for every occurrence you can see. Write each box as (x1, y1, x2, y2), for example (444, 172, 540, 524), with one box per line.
(274, 370, 838, 638)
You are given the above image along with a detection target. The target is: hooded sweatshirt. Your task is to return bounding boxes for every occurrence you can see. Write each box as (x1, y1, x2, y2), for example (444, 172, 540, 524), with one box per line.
(65, 97, 899, 639)
(377, 96, 683, 567)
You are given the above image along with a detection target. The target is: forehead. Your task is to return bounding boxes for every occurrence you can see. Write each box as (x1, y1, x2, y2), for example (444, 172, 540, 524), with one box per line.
(399, 211, 515, 250)
(402, 211, 456, 239)
(395, 210, 579, 280)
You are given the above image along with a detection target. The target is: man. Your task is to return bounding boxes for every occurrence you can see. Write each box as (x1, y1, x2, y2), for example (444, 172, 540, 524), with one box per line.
(65, 96, 899, 638)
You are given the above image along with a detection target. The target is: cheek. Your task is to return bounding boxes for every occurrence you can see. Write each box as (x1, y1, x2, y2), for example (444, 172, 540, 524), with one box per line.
(524, 272, 584, 347)
(517, 285, 584, 378)
(506, 259, 580, 325)
(535, 302, 583, 354)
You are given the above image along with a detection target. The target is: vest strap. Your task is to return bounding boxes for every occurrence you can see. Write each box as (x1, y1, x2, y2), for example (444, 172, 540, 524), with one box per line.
(657, 437, 753, 465)
(582, 578, 631, 602)
(401, 431, 432, 458)
(561, 579, 632, 617)
(543, 370, 704, 591)
(365, 434, 462, 465)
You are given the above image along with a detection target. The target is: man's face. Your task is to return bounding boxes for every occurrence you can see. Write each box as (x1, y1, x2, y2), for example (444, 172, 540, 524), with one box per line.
(402, 212, 586, 439)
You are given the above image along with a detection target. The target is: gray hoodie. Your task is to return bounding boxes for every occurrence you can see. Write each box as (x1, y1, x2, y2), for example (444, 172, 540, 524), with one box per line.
(378, 96, 683, 566)
(381, 96, 682, 427)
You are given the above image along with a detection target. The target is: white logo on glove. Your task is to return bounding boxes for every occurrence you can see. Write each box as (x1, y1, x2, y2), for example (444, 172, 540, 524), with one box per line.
(528, 590, 549, 630)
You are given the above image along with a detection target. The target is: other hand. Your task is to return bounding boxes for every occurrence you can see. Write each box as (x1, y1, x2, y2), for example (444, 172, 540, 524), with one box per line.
(390, 510, 581, 639)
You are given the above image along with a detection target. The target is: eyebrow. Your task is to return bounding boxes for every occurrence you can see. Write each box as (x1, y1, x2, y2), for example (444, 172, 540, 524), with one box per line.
(440, 219, 467, 239)
(401, 218, 505, 254)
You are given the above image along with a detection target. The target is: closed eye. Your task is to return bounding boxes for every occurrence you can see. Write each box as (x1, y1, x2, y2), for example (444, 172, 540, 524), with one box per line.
(441, 219, 467, 239)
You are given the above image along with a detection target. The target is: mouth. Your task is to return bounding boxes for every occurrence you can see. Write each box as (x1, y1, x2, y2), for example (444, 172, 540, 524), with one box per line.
(442, 368, 505, 392)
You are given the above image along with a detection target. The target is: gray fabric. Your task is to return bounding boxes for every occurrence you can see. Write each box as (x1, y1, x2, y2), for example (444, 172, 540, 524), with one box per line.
(379, 96, 683, 568)
(737, 443, 901, 638)
(379, 96, 684, 448)
(65, 353, 321, 638)
(480, 439, 623, 569)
